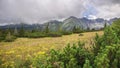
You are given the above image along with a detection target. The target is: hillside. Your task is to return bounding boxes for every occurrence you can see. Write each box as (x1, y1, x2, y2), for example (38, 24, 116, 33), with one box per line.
(0, 31, 103, 67)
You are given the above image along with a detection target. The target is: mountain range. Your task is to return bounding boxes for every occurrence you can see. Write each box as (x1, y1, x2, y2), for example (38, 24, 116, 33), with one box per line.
(0, 16, 119, 31)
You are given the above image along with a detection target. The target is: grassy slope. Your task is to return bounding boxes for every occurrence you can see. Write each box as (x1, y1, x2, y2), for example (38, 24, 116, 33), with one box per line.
(0, 31, 103, 62)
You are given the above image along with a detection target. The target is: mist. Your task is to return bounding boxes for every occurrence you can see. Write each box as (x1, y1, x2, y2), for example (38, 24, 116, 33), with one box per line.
(0, 0, 120, 24)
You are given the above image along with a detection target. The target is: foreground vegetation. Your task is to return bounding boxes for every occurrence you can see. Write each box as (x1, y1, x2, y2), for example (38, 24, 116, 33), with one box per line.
(0, 31, 103, 66)
(0, 19, 120, 68)
(0, 31, 103, 68)
(30, 19, 120, 68)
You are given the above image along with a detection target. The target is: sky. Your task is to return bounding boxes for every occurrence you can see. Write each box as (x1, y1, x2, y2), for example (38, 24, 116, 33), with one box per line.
(0, 0, 120, 24)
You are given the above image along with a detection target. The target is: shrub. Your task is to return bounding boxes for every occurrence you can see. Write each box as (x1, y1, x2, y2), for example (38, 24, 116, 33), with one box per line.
(44, 42, 91, 68)
(61, 31, 72, 35)
(23, 55, 33, 68)
(111, 19, 120, 39)
(32, 52, 47, 68)
(72, 26, 84, 33)
(25, 32, 47, 38)
(47, 32, 62, 37)
(0, 31, 6, 42)
(0, 37, 5, 42)
(83, 59, 92, 68)
(79, 33, 84, 36)
(4, 32, 16, 42)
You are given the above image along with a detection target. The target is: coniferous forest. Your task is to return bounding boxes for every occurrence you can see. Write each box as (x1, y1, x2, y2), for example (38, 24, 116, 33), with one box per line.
(0, 22, 87, 42)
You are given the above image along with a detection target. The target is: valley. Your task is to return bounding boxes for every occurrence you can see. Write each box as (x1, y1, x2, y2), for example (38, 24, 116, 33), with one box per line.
(0, 31, 103, 66)
(0, 0, 120, 68)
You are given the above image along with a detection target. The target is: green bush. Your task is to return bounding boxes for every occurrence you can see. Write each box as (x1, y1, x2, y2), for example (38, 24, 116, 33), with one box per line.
(83, 59, 92, 68)
(47, 32, 62, 37)
(44, 42, 91, 68)
(72, 26, 84, 33)
(4, 32, 16, 42)
(0, 37, 5, 42)
(111, 19, 120, 39)
(25, 32, 47, 38)
(61, 31, 72, 35)
(0, 31, 6, 42)
(4, 36, 16, 42)
(79, 33, 84, 36)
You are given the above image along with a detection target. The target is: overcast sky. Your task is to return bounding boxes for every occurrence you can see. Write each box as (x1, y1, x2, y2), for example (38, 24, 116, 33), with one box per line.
(0, 0, 120, 24)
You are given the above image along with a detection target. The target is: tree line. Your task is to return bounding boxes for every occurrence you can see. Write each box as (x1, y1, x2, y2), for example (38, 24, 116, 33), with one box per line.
(0, 23, 99, 42)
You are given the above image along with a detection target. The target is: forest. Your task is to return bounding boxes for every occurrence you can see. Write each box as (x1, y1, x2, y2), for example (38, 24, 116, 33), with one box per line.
(0, 21, 98, 42)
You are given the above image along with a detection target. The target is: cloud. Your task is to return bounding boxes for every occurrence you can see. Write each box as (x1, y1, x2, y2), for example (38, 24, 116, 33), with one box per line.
(92, 0, 120, 19)
(82, 4, 98, 18)
(0, 0, 120, 24)
(0, 0, 88, 24)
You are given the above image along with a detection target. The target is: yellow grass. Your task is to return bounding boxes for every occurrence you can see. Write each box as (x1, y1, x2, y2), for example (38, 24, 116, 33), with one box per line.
(0, 31, 103, 63)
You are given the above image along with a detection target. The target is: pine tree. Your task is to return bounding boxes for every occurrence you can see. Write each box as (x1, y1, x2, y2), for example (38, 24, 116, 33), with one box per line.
(66, 58, 79, 68)
(93, 33, 101, 56)
(83, 59, 92, 68)
(0, 29, 3, 41)
(103, 27, 119, 46)
(14, 27, 18, 36)
(0, 28, 2, 35)
(104, 22, 107, 29)
(87, 27, 90, 31)
(45, 23, 49, 34)
(111, 19, 120, 38)
(19, 24, 25, 37)
(72, 26, 82, 33)
(72, 26, 76, 33)
(5, 32, 14, 42)
(111, 59, 118, 68)
(116, 48, 120, 68)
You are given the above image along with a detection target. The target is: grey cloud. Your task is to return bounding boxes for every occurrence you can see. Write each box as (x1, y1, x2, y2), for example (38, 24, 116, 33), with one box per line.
(0, 0, 120, 24)
(91, 0, 120, 19)
(93, 0, 120, 5)
(0, 0, 87, 24)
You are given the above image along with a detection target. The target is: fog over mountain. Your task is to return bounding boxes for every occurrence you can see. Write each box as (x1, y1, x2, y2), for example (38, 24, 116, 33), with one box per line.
(0, 16, 119, 31)
(0, 0, 120, 25)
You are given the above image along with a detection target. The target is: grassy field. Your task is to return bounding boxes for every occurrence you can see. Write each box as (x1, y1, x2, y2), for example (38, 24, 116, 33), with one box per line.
(0, 31, 103, 66)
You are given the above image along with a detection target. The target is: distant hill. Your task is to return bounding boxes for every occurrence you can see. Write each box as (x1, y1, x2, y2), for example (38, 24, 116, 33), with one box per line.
(0, 16, 119, 31)
(61, 16, 83, 31)
(42, 20, 62, 31)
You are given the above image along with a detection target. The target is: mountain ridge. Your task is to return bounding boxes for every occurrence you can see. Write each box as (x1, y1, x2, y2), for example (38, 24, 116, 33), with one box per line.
(0, 16, 119, 31)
